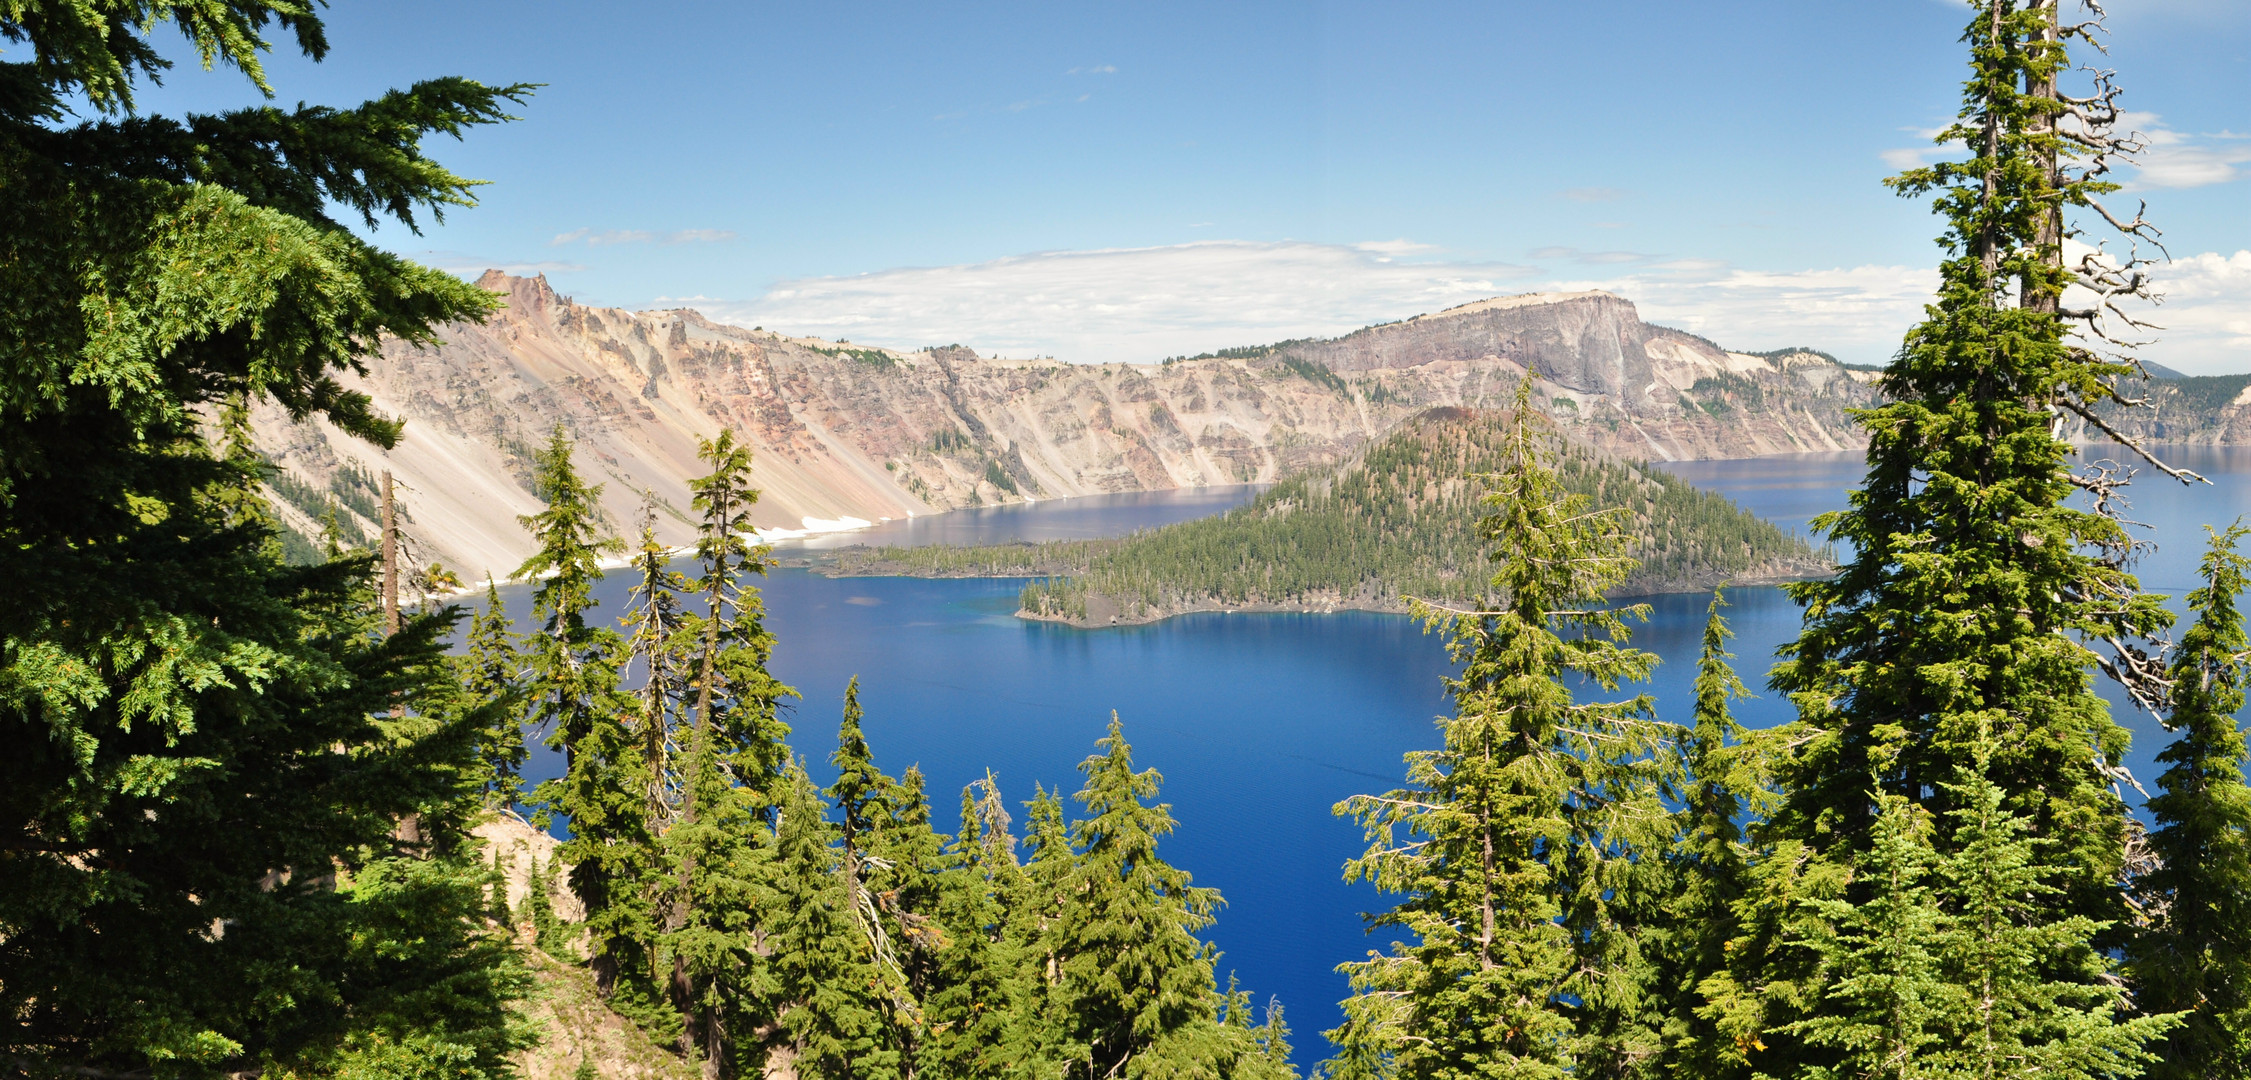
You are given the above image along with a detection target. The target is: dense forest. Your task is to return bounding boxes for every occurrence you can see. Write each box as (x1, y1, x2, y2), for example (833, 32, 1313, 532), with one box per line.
(11, 4, 2251, 1080)
(823, 409, 1825, 623)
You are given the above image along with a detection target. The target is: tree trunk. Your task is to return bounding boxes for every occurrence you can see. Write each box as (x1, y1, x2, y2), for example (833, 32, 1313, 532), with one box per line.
(381, 469, 398, 635)
(2023, 0, 2062, 316)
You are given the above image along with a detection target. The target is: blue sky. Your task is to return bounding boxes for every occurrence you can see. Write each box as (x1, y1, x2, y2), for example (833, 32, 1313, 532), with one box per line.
(118, 0, 2251, 369)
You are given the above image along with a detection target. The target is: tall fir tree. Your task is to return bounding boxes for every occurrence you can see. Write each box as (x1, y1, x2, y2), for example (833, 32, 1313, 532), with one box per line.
(2132, 523, 2251, 1079)
(925, 775, 1044, 1080)
(662, 431, 796, 1078)
(1747, 1, 2183, 1072)
(1050, 714, 1232, 1079)
(458, 582, 528, 808)
(823, 680, 934, 1069)
(1327, 378, 1664, 1080)
(1924, 752, 2175, 1079)
(877, 767, 953, 1055)
(1012, 784, 1079, 1068)
(1655, 592, 1770, 1080)
(516, 427, 656, 1011)
(1781, 793, 1948, 1080)
(769, 764, 899, 1080)
(678, 429, 794, 811)
(624, 502, 692, 839)
(0, 4, 533, 1074)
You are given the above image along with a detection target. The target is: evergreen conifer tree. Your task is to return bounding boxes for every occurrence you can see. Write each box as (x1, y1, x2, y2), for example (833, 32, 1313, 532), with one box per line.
(1655, 592, 1769, 1080)
(660, 431, 796, 1078)
(879, 768, 953, 1040)
(926, 775, 1045, 1080)
(0, 5, 534, 1074)
(770, 764, 899, 1079)
(830, 676, 891, 854)
(516, 428, 656, 1009)
(1050, 714, 1231, 1079)
(822, 681, 940, 1069)
(1012, 784, 1078, 1066)
(1220, 979, 1300, 1080)
(2132, 523, 2251, 1079)
(1924, 754, 2175, 1079)
(625, 505, 692, 835)
(458, 582, 528, 807)
(1783, 793, 1947, 1080)
(1747, 1, 2186, 1072)
(1327, 379, 1663, 1080)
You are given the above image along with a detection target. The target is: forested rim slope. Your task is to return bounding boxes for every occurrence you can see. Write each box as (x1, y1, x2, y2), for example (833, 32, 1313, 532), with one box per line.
(815, 407, 1828, 626)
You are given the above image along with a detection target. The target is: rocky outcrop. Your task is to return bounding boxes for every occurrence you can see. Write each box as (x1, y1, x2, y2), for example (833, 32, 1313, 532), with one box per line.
(250, 277, 1880, 576)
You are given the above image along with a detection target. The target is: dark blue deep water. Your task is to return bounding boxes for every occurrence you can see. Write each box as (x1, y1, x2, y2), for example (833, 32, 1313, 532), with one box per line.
(486, 444, 2251, 1063)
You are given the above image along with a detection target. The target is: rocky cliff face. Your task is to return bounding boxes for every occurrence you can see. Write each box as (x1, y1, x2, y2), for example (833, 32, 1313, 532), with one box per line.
(2070, 374, 2251, 446)
(250, 276, 1878, 577)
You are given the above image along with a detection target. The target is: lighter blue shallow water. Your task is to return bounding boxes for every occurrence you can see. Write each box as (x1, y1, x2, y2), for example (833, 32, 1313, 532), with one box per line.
(485, 444, 2251, 1063)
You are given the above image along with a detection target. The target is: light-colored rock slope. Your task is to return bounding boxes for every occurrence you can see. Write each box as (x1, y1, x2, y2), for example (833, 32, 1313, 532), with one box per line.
(250, 272, 1877, 577)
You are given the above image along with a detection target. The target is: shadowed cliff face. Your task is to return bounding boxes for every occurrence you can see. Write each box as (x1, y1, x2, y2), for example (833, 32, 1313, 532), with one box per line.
(248, 276, 1879, 577)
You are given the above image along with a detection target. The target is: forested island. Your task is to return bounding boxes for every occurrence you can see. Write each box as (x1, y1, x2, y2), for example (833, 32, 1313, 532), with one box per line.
(801, 408, 1829, 626)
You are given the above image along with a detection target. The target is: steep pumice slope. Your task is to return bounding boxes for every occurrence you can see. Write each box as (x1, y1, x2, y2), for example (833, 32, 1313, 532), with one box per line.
(250, 274, 1878, 575)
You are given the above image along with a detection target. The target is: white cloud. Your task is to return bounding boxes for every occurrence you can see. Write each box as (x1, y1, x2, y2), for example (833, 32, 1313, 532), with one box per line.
(2127, 115, 2251, 189)
(1880, 146, 1936, 170)
(710, 241, 1535, 363)
(1531, 246, 1653, 265)
(1067, 65, 1117, 75)
(1355, 239, 1439, 256)
(663, 229, 738, 244)
(680, 240, 2251, 373)
(2146, 251, 2251, 364)
(1562, 187, 1627, 203)
(1562, 263, 1941, 358)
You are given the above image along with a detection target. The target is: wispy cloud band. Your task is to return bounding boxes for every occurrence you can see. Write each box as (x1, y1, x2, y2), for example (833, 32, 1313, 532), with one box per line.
(699, 239, 2250, 373)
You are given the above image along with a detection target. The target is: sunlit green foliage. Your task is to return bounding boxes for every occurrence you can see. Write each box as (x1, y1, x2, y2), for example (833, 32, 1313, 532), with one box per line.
(2132, 524, 2251, 1079)
(1743, 2, 2183, 1076)
(0, 2, 533, 1075)
(1325, 383, 1671, 1079)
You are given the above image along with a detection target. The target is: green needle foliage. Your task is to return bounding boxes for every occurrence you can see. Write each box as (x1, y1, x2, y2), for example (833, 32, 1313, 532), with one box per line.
(823, 680, 927, 1071)
(1326, 380, 1666, 1080)
(1923, 754, 2176, 1079)
(516, 429, 651, 1006)
(1784, 753, 2177, 1080)
(1749, 1, 2181, 1073)
(925, 775, 1042, 1080)
(2132, 523, 2251, 1079)
(458, 582, 528, 808)
(661, 430, 796, 1078)
(770, 763, 897, 1080)
(677, 429, 796, 813)
(1, 3, 531, 1076)
(1782, 793, 1947, 1080)
(1051, 714, 1231, 1079)
(1654, 592, 1772, 1080)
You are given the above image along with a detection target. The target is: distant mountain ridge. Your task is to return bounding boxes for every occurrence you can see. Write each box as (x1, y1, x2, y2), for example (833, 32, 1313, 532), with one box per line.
(248, 275, 1883, 576)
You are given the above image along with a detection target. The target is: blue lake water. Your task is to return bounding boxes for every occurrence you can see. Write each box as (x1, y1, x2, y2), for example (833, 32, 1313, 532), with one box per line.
(489, 443, 2251, 1063)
